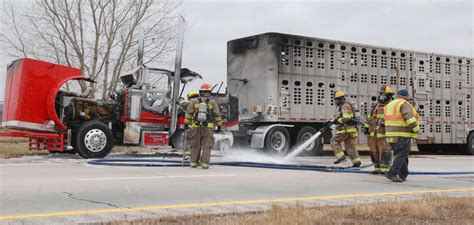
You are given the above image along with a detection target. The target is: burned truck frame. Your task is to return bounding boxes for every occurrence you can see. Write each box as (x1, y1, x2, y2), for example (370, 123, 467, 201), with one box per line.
(227, 33, 474, 155)
(0, 59, 193, 158)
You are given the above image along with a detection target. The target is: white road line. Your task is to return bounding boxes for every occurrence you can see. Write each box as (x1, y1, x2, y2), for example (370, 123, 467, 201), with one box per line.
(77, 174, 236, 181)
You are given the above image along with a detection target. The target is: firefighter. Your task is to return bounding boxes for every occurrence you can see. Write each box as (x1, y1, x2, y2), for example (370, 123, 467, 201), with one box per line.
(179, 90, 200, 116)
(185, 83, 222, 169)
(330, 91, 361, 167)
(383, 89, 420, 182)
(181, 91, 200, 158)
(364, 85, 394, 174)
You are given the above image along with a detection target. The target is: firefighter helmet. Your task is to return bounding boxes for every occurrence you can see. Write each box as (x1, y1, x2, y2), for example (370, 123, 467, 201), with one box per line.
(397, 89, 410, 97)
(200, 83, 212, 92)
(187, 90, 199, 100)
(334, 91, 345, 99)
(378, 85, 394, 104)
(379, 85, 393, 94)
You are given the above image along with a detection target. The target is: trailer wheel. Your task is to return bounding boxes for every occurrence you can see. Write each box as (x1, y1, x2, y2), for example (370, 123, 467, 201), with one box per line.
(76, 120, 114, 159)
(264, 127, 290, 155)
(466, 132, 474, 155)
(296, 126, 323, 156)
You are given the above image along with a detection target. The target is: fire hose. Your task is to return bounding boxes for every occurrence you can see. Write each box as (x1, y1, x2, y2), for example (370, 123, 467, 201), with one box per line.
(87, 158, 474, 175)
(88, 118, 474, 175)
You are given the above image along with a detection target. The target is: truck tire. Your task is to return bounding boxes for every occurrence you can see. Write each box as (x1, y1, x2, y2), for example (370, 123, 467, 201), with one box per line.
(296, 126, 323, 156)
(264, 127, 290, 155)
(315, 137, 324, 156)
(76, 120, 114, 159)
(466, 132, 474, 155)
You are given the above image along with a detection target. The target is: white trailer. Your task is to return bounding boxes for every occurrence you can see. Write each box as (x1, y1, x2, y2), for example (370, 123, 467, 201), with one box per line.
(227, 33, 474, 155)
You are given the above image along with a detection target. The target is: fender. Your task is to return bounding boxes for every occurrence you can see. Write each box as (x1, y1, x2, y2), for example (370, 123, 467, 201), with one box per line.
(46, 77, 93, 131)
(2, 58, 91, 132)
(250, 124, 294, 148)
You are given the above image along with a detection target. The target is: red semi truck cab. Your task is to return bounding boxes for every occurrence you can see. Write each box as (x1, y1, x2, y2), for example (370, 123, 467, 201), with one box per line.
(2, 58, 88, 132)
(1, 58, 92, 152)
(0, 17, 212, 158)
(0, 56, 203, 158)
(0, 57, 187, 157)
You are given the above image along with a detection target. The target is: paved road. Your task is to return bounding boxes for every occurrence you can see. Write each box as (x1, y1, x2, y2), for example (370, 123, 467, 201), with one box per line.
(0, 152, 473, 224)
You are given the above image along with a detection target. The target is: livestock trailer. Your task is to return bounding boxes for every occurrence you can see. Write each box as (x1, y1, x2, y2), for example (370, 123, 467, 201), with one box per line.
(227, 32, 474, 155)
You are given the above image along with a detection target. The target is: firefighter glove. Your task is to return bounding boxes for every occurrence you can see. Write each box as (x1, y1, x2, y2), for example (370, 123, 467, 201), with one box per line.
(322, 121, 331, 128)
(362, 127, 370, 135)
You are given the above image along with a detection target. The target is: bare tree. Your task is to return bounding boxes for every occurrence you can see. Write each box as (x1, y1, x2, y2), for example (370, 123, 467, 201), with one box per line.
(0, 0, 181, 99)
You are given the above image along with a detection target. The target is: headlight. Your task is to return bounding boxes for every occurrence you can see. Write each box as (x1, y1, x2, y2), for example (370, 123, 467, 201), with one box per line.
(47, 120, 56, 128)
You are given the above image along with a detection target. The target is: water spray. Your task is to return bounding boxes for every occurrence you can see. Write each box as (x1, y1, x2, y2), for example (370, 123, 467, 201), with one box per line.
(284, 118, 366, 161)
(285, 131, 324, 160)
(284, 121, 334, 161)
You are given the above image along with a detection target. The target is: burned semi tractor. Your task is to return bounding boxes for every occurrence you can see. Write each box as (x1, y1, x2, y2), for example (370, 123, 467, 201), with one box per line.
(227, 33, 474, 155)
(0, 16, 209, 158)
(1, 57, 203, 158)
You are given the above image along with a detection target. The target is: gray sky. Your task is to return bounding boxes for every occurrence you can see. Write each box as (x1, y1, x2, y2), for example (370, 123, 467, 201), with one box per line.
(1, 0, 473, 100)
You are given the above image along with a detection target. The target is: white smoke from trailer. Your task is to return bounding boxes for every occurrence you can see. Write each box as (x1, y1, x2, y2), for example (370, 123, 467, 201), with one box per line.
(215, 128, 327, 165)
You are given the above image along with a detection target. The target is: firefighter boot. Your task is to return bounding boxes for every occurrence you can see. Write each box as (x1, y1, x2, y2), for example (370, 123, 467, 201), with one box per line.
(369, 168, 381, 175)
(352, 161, 361, 167)
(379, 167, 389, 175)
(184, 150, 191, 161)
(333, 156, 347, 164)
(384, 174, 403, 183)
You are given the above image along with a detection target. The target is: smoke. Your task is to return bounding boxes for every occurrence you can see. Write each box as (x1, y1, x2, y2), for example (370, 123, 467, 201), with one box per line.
(217, 148, 291, 164)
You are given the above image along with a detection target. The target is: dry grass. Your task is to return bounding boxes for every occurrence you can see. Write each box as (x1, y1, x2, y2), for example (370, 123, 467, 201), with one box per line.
(0, 137, 48, 158)
(104, 196, 474, 225)
(0, 124, 156, 158)
(0, 137, 156, 158)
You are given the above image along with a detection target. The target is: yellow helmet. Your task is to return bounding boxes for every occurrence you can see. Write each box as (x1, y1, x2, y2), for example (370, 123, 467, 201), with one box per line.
(380, 85, 393, 94)
(334, 91, 345, 98)
(187, 90, 199, 99)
